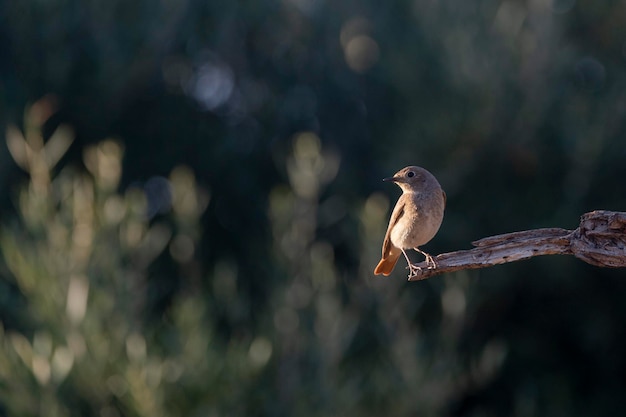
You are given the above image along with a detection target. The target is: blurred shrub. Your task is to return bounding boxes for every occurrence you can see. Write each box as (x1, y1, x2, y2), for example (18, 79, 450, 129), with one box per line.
(0, 99, 268, 417)
(0, 101, 495, 417)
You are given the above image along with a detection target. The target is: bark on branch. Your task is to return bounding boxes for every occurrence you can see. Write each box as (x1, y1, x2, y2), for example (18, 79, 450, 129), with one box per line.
(408, 210, 626, 281)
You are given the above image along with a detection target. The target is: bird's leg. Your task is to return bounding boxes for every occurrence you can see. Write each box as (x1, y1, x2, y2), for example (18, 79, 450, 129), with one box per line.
(402, 249, 422, 278)
(414, 248, 437, 269)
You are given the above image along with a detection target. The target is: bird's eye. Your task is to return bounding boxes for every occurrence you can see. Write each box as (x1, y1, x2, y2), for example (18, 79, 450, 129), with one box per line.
(407, 171, 415, 178)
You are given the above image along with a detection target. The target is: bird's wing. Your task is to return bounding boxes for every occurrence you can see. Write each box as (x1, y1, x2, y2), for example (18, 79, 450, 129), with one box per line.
(442, 189, 447, 207)
(381, 198, 406, 258)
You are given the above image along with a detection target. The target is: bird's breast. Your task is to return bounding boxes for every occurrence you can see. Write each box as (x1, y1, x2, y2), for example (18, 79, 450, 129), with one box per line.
(390, 192, 444, 249)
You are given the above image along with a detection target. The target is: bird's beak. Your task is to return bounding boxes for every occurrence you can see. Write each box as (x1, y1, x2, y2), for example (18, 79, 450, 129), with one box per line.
(383, 176, 401, 183)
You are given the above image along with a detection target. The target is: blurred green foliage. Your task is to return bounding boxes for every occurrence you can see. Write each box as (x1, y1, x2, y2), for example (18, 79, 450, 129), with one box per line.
(2, 0, 626, 415)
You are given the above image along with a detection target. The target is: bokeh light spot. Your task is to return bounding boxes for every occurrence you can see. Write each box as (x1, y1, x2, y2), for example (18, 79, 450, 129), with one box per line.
(441, 285, 466, 318)
(184, 54, 235, 110)
(103, 195, 126, 225)
(293, 131, 321, 161)
(340, 17, 379, 72)
(288, 132, 323, 198)
(170, 234, 195, 263)
(126, 333, 147, 362)
(51, 346, 74, 382)
(249, 337, 273, 368)
(32, 355, 51, 385)
(344, 35, 380, 73)
(66, 275, 89, 324)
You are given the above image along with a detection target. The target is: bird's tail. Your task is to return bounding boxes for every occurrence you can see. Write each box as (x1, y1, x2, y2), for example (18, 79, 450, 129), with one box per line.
(374, 250, 401, 276)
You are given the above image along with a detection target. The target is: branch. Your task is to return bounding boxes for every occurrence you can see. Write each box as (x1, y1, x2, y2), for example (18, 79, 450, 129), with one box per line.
(408, 210, 626, 281)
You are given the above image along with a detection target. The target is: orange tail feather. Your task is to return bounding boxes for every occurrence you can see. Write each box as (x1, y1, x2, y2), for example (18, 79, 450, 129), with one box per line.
(374, 251, 401, 276)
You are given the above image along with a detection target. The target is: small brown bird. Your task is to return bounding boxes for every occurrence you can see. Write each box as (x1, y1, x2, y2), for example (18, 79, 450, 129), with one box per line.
(374, 166, 446, 278)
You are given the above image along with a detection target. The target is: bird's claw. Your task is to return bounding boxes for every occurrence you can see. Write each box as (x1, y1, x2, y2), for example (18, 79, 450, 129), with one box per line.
(406, 254, 438, 279)
(424, 253, 438, 270)
(414, 248, 438, 270)
(406, 263, 423, 279)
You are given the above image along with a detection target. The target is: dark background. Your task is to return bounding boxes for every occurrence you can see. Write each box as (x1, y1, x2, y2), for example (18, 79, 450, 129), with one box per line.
(1, 0, 626, 416)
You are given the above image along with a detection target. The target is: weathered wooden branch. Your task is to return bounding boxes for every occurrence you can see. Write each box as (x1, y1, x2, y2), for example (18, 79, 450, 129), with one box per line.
(408, 210, 626, 281)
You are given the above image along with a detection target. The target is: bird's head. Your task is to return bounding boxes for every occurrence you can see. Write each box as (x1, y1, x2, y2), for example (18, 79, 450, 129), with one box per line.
(383, 166, 436, 193)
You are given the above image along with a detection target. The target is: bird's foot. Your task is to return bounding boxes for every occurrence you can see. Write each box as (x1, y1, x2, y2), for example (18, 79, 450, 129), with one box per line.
(424, 253, 438, 270)
(414, 248, 438, 270)
(406, 262, 423, 279)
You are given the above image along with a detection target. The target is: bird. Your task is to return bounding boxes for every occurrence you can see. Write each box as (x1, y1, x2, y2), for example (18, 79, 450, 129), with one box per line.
(374, 166, 446, 278)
